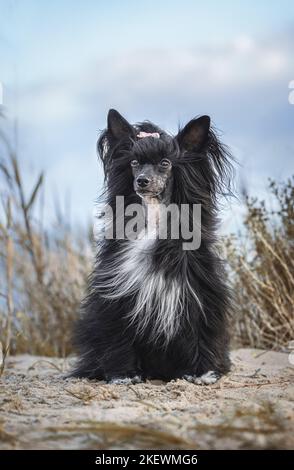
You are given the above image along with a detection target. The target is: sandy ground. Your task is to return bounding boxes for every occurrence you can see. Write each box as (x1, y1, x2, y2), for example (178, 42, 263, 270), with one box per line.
(0, 349, 293, 450)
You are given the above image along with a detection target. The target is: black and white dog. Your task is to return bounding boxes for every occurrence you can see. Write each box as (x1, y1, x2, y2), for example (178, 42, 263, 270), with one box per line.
(71, 109, 233, 385)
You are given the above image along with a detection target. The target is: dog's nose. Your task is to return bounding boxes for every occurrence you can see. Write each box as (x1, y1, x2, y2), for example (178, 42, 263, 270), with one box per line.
(136, 176, 150, 188)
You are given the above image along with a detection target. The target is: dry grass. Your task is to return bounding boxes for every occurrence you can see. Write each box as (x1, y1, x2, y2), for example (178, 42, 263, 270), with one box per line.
(226, 178, 294, 350)
(0, 399, 289, 450)
(0, 119, 92, 358)
(40, 400, 286, 450)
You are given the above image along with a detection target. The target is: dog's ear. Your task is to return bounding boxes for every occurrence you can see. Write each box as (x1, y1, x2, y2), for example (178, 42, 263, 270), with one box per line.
(177, 116, 210, 151)
(107, 109, 135, 141)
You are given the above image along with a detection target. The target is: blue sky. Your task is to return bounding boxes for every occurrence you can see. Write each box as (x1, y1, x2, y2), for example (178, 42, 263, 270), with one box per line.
(0, 0, 294, 232)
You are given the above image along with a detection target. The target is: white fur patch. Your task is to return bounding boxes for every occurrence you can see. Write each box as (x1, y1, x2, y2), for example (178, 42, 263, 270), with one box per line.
(93, 200, 203, 345)
(109, 375, 142, 385)
(183, 371, 219, 385)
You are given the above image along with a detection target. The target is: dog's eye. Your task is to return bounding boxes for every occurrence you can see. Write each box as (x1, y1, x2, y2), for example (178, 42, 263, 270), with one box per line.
(130, 160, 139, 167)
(160, 159, 171, 168)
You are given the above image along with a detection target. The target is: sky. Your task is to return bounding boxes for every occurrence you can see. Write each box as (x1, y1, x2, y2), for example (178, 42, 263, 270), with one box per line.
(0, 0, 294, 232)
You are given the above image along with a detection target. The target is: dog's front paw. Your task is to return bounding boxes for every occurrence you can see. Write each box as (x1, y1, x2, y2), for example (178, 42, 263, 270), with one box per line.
(183, 370, 220, 385)
(108, 375, 142, 385)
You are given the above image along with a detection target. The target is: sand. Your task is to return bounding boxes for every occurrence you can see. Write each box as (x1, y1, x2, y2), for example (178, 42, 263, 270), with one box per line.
(0, 349, 293, 450)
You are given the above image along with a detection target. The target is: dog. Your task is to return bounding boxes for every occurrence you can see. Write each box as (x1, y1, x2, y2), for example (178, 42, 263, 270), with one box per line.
(71, 109, 233, 385)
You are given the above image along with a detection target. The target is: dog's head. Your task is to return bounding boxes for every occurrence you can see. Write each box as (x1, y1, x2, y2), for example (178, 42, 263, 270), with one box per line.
(98, 109, 233, 205)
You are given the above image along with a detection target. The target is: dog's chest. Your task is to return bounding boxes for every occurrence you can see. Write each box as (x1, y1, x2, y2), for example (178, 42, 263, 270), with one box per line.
(120, 235, 155, 278)
(99, 205, 192, 343)
(120, 202, 160, 281)
(117, 234, 187, 342)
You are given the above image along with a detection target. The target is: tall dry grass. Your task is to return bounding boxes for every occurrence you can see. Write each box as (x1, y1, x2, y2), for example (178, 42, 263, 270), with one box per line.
(226, 178, 294, 350)
(0, 121, 92, 358)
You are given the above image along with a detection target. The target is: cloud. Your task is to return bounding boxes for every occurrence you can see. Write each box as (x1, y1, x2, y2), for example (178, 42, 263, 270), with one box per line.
(85, 28, 293, 101)
(15, 27, 294, 128)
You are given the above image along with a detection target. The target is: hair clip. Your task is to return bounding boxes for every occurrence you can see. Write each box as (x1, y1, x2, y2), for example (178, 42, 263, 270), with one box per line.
(137, 131, 160, 139)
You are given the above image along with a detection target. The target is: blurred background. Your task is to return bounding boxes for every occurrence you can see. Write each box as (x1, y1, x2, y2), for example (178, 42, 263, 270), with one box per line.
(0, 0, 293, 358)
(1, 0, 293, 229)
